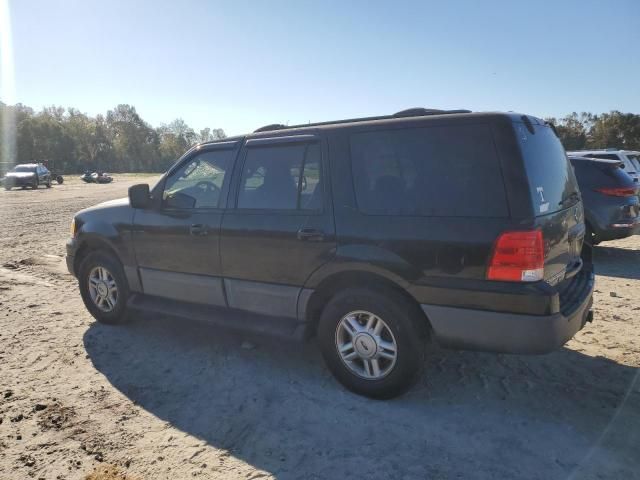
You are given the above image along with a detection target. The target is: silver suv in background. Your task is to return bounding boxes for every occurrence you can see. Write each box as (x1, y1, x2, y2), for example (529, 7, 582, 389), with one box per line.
(568, 149, 640, 183)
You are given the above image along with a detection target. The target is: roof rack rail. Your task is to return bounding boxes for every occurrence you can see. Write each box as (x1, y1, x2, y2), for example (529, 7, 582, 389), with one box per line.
(254, 123, 287, 133)
(393, 107, 472, 117)
(253, 107, 471, 133)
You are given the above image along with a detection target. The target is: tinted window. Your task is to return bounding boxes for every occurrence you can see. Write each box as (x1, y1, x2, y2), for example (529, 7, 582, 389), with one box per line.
(625, 154, 640, 171)
(518, 123, 579, 215)
(572, 160, 635, 189)
(238, 143, 322, 210)
(585, 153, 628, 169)
(13, 165, 36, 173)
(162, 149, 233, 209)
(350, 124, 507, 217)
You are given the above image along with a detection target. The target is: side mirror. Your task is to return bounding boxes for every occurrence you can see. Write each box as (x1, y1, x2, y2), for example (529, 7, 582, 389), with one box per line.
(129, 183, 151, 209)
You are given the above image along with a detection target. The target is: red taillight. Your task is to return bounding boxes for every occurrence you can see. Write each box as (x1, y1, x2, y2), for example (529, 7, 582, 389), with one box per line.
(487, 230, 544, 282)
(594, 187, 638, 197)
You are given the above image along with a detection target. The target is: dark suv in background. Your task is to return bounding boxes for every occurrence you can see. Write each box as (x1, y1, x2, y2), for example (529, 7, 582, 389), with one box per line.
(67, 109, 594, 398)
(569, 156, 640, 245)
(3, 163, 52, 190)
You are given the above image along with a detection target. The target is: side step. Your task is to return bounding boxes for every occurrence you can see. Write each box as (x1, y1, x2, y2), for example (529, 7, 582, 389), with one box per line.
(127, 294, 307, 341)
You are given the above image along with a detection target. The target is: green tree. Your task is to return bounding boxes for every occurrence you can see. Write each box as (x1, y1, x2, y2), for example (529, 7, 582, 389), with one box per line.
(587, 111, 640, 150)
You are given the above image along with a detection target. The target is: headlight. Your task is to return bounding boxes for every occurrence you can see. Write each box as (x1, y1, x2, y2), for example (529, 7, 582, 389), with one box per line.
(70, 218, 77, 237)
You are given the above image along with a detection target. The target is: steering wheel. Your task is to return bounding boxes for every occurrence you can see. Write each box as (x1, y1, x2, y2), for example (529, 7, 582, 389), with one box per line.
(194, 180, 220, 194)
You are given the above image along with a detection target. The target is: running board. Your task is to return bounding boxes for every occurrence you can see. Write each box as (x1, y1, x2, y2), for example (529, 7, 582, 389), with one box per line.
(127, 294, 307, 341)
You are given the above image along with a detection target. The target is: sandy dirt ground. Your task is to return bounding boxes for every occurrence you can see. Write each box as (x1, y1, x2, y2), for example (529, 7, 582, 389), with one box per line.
(1, 175, 639, 480)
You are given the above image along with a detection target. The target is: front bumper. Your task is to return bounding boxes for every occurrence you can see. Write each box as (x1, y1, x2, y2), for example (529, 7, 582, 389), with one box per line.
(5, 177, 36, 187)
(66, 238, 78, 277)
(422, 270, 595, 354)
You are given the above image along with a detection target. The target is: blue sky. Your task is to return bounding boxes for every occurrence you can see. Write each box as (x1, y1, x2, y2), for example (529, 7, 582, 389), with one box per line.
(2, 0, 639, 135)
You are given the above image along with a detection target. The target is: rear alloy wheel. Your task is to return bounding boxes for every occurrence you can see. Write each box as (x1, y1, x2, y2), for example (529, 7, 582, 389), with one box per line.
(318, 288, 426, 399)
(79, 251, 130, 324)
(335, 310, 398, 380)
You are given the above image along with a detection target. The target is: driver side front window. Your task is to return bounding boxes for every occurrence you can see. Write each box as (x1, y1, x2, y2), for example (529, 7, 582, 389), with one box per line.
(163, 149, 233, 209)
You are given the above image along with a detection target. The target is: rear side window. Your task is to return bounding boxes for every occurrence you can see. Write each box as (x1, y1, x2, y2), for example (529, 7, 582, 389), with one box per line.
(238, 143, 322, 210)
(350, 124, 507, 217)
(625, 154, 640, 172)
(517, 123, 579, 216)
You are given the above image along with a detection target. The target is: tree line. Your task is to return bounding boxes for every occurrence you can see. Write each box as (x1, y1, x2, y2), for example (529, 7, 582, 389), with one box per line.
(545, 111, 640, 151)
(1, 103, 639, 174)
(0, 102, 225, 173)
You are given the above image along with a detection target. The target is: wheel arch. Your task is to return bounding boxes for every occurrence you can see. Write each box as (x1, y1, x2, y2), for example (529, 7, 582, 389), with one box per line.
(73, 235, 123, 277)
(304, 269, 431, 339)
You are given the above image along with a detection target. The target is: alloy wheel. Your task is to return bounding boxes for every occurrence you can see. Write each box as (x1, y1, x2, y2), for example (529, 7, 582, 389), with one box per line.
(335, 310, 398, 380)
(88, 266, 118, 312)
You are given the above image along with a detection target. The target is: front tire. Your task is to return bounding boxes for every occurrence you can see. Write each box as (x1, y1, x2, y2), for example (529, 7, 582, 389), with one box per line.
(78, 251, 130, 324)
(318, 287, 426, 399)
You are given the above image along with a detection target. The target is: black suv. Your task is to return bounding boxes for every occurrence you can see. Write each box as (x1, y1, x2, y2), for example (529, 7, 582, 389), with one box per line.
(569, 156, 640, 245)
(67, 109, 594, 398)
(3, 163, 52, 190)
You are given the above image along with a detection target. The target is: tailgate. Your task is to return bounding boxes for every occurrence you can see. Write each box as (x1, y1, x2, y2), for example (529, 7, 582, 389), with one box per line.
(535, 201, 585, 285)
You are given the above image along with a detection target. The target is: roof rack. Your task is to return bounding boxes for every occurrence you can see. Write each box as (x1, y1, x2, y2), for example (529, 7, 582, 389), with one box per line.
(253, 107, 471, 133)
(254, 123, 287, 133)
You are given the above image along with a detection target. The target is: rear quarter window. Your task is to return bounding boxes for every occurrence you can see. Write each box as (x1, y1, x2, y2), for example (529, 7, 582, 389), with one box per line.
(517, 123, 578, 216)
(349, 123, 508, 217)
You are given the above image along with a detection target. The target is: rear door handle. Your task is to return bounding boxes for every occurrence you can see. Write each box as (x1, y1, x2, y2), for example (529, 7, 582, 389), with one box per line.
(190, 224, 208, 236)
(297, 228, 325, 242)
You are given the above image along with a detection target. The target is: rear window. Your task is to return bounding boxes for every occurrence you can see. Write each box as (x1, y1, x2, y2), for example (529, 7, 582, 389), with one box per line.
(350, 124, 508, 217)
(517, 123, 579, 216)
(571, 159, 634, 189)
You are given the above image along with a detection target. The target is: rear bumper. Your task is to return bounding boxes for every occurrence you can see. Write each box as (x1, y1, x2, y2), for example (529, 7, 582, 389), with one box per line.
(422, 271, 595, 354)
(594, 216, 640, 242)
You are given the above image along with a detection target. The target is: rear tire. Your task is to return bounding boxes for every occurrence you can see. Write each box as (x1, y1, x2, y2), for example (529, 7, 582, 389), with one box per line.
(78, 251, 130, 325)
(31, 179, 39, 190)
(46, 178, 52, 188)
(317, 287, 426, 399)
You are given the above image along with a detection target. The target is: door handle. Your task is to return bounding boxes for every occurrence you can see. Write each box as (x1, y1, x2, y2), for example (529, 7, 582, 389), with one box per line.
(190, 224, 208, 236)
(297, 228, 325, 242)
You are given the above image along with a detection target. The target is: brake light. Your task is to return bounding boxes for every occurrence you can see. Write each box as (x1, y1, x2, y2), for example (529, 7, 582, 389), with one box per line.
(487, 230, 544, 282)
(594, 187, 638, 197)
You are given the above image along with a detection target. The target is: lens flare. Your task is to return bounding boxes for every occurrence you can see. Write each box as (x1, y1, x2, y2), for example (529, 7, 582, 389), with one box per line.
(0, 0, 16, 169)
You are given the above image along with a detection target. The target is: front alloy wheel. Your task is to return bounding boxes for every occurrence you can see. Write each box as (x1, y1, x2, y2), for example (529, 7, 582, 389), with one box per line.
(78, 251, 130, 324)
(88, 266, 119, 312)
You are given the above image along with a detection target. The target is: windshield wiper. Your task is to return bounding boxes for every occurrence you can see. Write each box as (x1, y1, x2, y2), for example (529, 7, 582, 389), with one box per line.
(559, 191, 580, 206)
